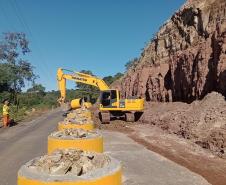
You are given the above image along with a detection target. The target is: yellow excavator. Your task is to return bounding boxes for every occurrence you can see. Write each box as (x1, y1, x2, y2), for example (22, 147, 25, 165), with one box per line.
(57, 68, 144, 123)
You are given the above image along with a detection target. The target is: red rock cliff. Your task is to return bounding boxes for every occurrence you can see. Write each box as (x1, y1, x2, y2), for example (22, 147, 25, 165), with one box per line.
(115, 0, 226, 103)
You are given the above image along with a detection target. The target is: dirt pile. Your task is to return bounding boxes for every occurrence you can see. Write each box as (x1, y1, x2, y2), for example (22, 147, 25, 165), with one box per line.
(141, 92, 226, 158)
(114, 0, 226, 103)
(50, 129, 99, 139)
(27, 149, 110, 176)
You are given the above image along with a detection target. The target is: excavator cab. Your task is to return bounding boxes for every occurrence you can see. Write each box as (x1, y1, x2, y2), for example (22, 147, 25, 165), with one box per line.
(100, 90, 118, 108)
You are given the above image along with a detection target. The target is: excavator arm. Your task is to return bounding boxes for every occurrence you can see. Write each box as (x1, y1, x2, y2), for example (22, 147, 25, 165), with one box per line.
(57, 68, 109, 103)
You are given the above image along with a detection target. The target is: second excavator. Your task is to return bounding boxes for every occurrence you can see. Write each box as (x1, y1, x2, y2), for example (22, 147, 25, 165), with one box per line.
(57, 68, 144, 123)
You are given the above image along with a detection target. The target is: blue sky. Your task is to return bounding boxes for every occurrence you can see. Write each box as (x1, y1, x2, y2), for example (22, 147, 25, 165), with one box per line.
(0, 0, 185, 91)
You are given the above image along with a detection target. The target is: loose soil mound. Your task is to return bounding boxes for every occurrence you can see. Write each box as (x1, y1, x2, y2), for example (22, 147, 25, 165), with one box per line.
(141, 92, 226, 158)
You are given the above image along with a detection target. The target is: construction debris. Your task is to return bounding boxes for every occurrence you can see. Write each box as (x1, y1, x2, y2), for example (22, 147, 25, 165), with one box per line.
(63, 117, 93, 125)
(61, 107, 93, 125)
(27, 149, 111, 176)
(67, 107, 92, 119)
(50, 129, 99, 139)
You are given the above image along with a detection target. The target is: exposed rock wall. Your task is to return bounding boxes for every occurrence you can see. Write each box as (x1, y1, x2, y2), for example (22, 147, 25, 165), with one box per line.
(116, 0, 226, 103)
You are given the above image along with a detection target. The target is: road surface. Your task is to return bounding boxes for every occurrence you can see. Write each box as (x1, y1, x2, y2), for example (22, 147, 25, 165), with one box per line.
(0, 109, 209, 185)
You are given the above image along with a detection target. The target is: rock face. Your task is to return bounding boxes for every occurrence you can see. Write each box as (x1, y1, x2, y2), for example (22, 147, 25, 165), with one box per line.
(116, 0, 226, 103)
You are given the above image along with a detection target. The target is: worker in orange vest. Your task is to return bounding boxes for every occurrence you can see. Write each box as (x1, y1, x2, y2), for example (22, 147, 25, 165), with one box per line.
(2, 99, 10, 128)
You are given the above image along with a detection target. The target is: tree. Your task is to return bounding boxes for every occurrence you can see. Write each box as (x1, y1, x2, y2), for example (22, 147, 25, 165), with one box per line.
(114, 72, 123, 79)
(75, 70, 99, 103)
(103, 76, 114, 86)
(69, 70, 124, 103)
(0, 63, 15, 92)
(0, 32, 36, 103)
(27, 84, 45, 94)
(103, 72, 123, 86)
(125, 58, 139, 71)
(76, 70, 97, 91)
(0, 32, 30, 61)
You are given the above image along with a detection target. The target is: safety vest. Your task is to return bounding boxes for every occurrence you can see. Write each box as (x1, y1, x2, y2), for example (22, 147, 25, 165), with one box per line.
(3, 105, 9, 116)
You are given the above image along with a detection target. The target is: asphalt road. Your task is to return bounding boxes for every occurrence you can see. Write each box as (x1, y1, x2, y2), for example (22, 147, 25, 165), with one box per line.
(0, 109, 63, 185)
(0, 109, 210, 185)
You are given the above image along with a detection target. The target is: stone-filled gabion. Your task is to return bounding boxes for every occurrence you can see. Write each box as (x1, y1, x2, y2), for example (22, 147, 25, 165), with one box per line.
(18, 149, 122, 185)
(67, 108, 92, 119)
(48, 129, 103, 153)
(58, 119, 94, 131)
(58, 107, 94, 131)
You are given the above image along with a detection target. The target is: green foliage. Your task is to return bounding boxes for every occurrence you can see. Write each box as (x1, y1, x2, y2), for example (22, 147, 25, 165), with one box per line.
(0, 62, 35, 93)
(125, 57, 139, 71)
(0, 32, 36, 105)
(114, 72, 124, 79)
(0, 89, 60, 122)
(75, 70, 123, 103)
(75, 70, 99, 103)
(27, 83, 46, 96)
(0, 32, 30, 59)
(76, 70, 98, 91)
(0, 32, 54, 121)
(103, 72, 123, 86)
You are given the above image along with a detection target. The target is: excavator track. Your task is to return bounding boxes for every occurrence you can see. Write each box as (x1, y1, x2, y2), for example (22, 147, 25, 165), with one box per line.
(125, 112, 135, 122)
(100, 112, 110, 124)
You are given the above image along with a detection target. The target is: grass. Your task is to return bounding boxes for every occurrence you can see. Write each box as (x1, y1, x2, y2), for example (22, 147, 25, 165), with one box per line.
(0, 103, 58, 123)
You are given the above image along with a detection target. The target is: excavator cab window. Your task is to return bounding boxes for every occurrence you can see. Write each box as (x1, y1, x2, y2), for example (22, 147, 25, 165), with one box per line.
(101, 90, 117, 107)
(111, 90, 117, 99)
(101, 91, 111, 106)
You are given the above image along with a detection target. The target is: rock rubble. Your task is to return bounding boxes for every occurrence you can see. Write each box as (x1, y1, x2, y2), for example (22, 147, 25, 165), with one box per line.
(50, 129, 99, 139)
(28, 149, 111, 176)
(63, 117, 93, 125)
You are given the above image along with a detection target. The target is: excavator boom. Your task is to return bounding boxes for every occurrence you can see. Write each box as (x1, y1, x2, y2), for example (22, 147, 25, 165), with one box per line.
(57, 68, 109, 103)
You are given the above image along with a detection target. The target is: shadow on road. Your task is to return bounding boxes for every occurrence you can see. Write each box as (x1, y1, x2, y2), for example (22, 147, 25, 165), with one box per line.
(9, 120, 19, 127)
